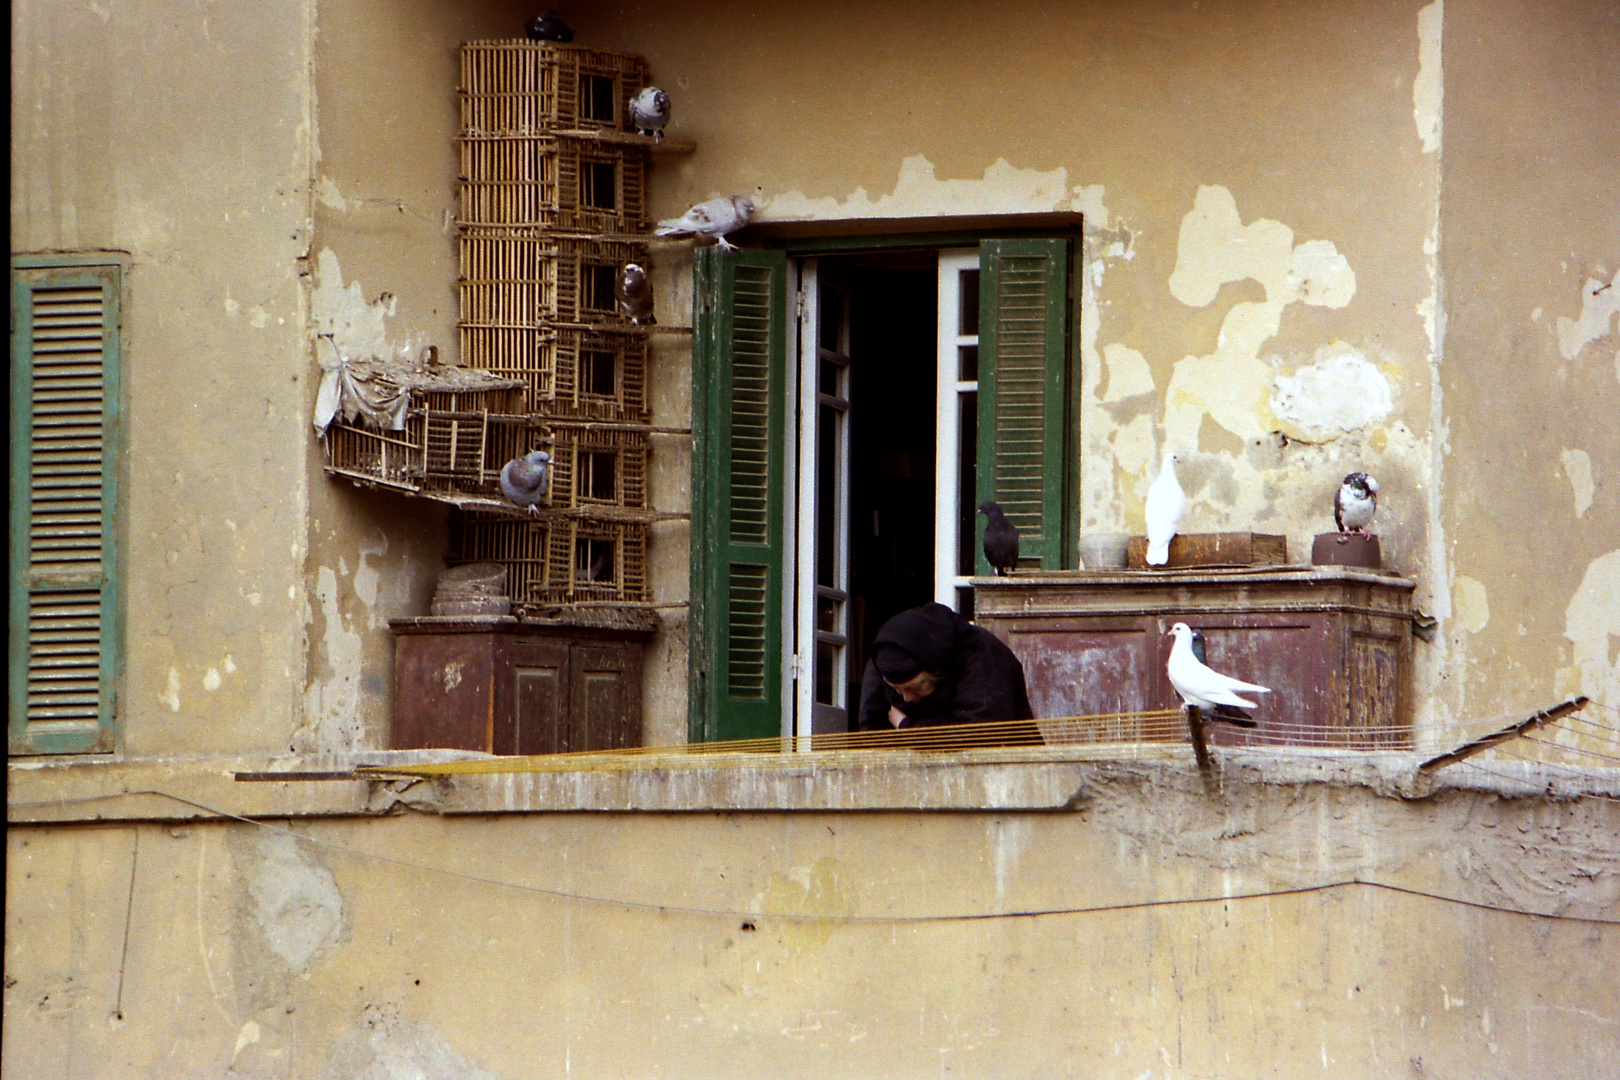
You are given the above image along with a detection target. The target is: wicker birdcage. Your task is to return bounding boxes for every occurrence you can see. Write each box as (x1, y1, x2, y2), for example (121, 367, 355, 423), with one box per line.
(459, 41, 649, 137)
(543, 423, 648, 511)
(324, 377, 527, 496)
(459, 137, 647, 234)
(459, 324, 648, 418)
(450, 513, 648, 607)
(458, 233, 648, 328)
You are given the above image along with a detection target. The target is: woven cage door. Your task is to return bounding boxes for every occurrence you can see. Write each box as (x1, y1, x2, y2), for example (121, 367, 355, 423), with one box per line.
(690, 247, 789, 743)
(974, 238, 1076, 573)
(10, 263, 122, 754)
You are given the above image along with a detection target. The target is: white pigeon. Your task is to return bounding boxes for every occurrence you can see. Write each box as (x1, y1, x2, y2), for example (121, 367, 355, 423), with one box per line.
(628, 87, 670, 141)
(1144, 452, 1186, 566)
(1334, 472, 1379, 537)
(1166, 623, 1271, 722)
(499, 450, 551, 517)
(655, 195, 754, 251)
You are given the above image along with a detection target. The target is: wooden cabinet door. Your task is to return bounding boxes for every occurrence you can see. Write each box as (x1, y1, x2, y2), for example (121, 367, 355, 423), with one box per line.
(571, 644, 641, 750)
(509, 641, 571, 755)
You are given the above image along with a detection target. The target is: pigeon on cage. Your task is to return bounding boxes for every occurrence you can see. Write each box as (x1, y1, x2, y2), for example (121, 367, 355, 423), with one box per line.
(978, 501, 1019, 576)
(1166, 622, 1266, 727)
(1334, 471, 1379, 538)
(526, 9, 574, 41)
(500, 450, 552, 518)
(615, 263, 656, 325)
(629, 87, 670, 141)
(655, 195, 754, 251)
(1144, 451, 1185, 567)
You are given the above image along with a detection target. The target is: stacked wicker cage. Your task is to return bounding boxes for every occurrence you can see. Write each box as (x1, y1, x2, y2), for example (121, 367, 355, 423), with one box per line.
(447, 40, 663, 611)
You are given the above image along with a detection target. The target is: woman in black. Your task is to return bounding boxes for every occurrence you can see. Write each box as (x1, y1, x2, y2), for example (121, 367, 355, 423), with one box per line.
(856, 602, 1035, 738)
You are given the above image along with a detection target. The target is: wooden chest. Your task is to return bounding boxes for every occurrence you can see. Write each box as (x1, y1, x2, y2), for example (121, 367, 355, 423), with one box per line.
(391, 616, 652, 755)
(973, 567, 1416, 749)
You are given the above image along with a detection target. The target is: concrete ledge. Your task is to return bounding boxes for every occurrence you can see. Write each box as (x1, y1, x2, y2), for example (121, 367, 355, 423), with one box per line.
(9, 747, 1619, 822)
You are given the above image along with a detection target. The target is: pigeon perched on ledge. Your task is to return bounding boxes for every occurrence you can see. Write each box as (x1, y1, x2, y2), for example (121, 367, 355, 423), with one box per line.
(500, 450, 551, 517)
(629, 87, 670, 141)
(979, 501, 1019, 576)
(655, 196, 754, 250)
(1334, 472, 1379, 538)
(1144, 452, 1185, 567)
(1167, 622, 1268, 726)
(615, 263, 655, 325)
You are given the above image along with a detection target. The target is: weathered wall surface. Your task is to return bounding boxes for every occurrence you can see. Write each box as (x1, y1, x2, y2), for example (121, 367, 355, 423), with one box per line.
(1437, 0, 1620, 746)
(7, 767, 1617, 1078)
(10, 0, 316, 755)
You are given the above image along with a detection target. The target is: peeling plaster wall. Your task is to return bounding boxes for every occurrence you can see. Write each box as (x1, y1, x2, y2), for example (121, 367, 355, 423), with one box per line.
(10, 0, 317, 755)
(7, 779, 1617, 1078)
(1438, 0, 1620, 744)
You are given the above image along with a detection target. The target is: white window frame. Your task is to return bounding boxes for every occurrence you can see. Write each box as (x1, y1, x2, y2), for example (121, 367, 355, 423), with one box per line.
(934, 249, 980, 611)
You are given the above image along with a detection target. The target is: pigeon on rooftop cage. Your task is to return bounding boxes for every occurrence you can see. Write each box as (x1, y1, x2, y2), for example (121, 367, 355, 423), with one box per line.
(655, 196, 754, 250)
(1144, 452, 1186, 566)
(978, 501, 1019, 576)
(526, 9, 573, 42)
(615, 263, 656, 325)
(1166, 622, 1267, 727)
(1334, 471, 1379, 539)
(629, 87, 670, 141)
(500, 450, 552, 518)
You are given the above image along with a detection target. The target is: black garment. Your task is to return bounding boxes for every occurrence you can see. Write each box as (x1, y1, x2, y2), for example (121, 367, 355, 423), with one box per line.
(857, 603, 1035, 734)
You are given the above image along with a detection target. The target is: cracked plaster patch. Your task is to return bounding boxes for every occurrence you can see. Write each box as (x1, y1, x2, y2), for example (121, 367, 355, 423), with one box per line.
(1413, 2, 1443, 154)
(1557, 271, 1619, 362)
(1560, 449, 1595, 519)
(1271, 347, 1394, 440)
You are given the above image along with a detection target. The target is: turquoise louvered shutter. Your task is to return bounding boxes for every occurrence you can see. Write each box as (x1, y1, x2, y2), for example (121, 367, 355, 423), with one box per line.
(10, 261, 123, 754)
(975, 238, 1076, 572)
(689, 247, 789, 742)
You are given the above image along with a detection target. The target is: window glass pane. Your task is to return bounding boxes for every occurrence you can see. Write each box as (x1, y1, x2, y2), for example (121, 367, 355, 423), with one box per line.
(816, 402, 838, 587)
(816, 595, 839, 634)
(956, 390, 977, 576)
(819, 357, 841, 398)
(819, 289, 843, 352)
(958, 270, 980, 336)
(956, 586, 976, 621)
(958, 345, 978, 382)
(815, 640, 837, 706)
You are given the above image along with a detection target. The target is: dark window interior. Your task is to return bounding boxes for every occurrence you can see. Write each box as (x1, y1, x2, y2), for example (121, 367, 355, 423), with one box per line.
(575, 537, 615, 582)
(583, 263, 617, 311)
(583, 450, 617, 501)
(582, 349, 616, 396)
(581, 161, 617, 209)
(579, 75, 616, 122)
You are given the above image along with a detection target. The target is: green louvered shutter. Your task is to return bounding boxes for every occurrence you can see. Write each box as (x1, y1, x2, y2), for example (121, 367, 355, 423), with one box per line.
(975, 238, 1076, 573)
(689, 247, 789, 742)
(10, 262, 123, 755)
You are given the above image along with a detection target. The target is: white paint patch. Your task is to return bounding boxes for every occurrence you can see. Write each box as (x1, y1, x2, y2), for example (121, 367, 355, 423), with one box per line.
(203, 668, 222, 692)
(310, 249, 413, 366)
(224, 654, 238, 675)
(1102, 344, 1155, 402)
(237, 831, 343, 974)
(1413, 2, 1444, 154)
(233, 1020, 262, 1062)
(1565, 550, 1620, 710)
(1560, 449, 1595, 518)
(314, 175, 349, 212)
(301, 565, 364, 753)
(1454, 576, 1490, 634)
(161, 668, 182, 713)
(758, 155, 1072, 222)
(1271, 347, 1394, 439)
(323, 1013, 499, 1080)
(1556, 272, 1620, 361)
(354, 531, 387, 630)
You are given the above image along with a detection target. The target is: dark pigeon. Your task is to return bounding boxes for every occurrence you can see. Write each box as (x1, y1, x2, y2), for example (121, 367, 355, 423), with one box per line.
(978, 501, 1019, 576)
(615, 263, 655, 325)
(526, 9, 573, 41)
(1187, 628, 1258, 728)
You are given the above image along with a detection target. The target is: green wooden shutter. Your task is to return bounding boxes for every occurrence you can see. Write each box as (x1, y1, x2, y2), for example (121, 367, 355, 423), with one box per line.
(10, 262, 122, 755)
(975, 238, 1075, 573)
(689, 247, 789, 742)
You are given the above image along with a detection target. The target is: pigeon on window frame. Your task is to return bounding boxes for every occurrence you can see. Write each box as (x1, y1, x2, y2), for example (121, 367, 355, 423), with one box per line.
(1166, 622, 1267, 727)
(615, 263, 656, 325)
(1334, 472, 1379, 539)
(978, 501, 1019, 576)
(1144, 452, 1186, 567)
(629, 87, 670, 141)
(526, 9, 574, 41)
(655, 196, 754, 251)
(500, 450, 552, 518)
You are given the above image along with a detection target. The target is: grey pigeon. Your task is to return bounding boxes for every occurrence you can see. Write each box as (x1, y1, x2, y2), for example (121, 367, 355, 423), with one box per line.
(629, 87, 670, 141)
(978, 501, 1019, 576)
(526, 9, 573, 41)
(615, 263, 655, 325)
(1334, 472, 1379, 537)
(500, 450, 551, 517)
(1144, 451, 1185, 566)
(1185, 629, 1256, 727)
(655, 196, 754, 251)
(1167, 622, 1269, 726)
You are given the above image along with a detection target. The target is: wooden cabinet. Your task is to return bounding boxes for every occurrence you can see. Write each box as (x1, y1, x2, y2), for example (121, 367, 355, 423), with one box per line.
(391, 617, 651, 755)
(973, 567, 1416, 749)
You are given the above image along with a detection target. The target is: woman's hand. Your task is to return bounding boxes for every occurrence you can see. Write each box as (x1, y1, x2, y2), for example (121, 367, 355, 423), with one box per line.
(888, 705, 906, 728)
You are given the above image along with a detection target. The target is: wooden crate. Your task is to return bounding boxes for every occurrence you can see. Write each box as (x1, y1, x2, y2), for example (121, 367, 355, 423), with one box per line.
(458, 233, 647, 328)
(458, 136, 647, 234)
(450, 513, 649, 608)
(459, 41, 649, 137)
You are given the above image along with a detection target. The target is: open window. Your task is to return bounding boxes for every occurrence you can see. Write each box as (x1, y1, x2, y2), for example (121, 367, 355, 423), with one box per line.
(689, 236, 1077, 743)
